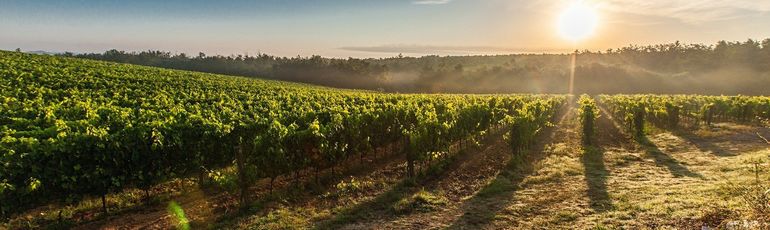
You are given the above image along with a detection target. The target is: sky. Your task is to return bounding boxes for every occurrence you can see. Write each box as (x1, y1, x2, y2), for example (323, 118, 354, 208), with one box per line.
(1, 0, 769, 58)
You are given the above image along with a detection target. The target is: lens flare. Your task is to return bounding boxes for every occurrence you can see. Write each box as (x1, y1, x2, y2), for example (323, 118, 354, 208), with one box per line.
(168, 201, 190, 230)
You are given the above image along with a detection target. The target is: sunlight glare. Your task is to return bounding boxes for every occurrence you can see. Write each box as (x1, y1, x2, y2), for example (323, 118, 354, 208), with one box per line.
(557, 1, 599, 42)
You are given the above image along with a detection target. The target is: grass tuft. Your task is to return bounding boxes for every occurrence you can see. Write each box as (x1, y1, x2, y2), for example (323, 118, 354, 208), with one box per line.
(392, 189, 447, 214)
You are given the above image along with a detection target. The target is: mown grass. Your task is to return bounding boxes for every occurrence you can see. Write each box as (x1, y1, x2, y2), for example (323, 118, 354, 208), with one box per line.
(465, 120, 770, 229)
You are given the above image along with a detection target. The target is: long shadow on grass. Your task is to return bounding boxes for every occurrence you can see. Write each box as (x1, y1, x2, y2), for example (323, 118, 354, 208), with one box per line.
(637, 136, 704, 179)
(649, 120, 736, 157)
(210, 145, 408, 229)
(312, 178, 415, 229)
(597, 104, 704, 180)
(444, 154, 536, 228)
(312, 133, 501, 230)
(583, 103, 626, 212)
(446, 104, 572, 229)
(671, 130, 736, 157)
(581, 146, 613, 212)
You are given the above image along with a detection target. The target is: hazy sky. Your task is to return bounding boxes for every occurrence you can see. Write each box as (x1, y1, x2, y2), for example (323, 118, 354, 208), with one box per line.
(2, 0, 769, 58)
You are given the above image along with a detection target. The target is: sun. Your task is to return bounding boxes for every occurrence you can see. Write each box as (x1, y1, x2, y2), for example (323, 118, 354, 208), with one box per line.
(557, 1, 599, 42)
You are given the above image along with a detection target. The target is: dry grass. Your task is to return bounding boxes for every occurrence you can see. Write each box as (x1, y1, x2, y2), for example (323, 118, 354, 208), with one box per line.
(7, 109, 770, 229)
(482, 122, 770, 229)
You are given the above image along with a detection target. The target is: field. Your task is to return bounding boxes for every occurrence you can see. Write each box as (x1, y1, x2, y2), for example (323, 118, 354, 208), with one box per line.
(2, 51, 770, 229)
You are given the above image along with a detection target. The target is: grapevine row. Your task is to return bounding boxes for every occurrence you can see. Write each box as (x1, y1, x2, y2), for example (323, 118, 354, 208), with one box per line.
(579, 95, 599, 145)
(0, 51, 564, 216)
(599, 94, 770, 136)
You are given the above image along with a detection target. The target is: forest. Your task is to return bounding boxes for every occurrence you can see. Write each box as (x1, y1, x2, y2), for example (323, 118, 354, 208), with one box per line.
(69, 39, 770, 95)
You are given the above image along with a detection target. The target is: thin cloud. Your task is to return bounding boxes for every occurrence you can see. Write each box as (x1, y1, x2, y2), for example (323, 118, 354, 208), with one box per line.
(412, 0, 452, 5)
(340, 44, 565, 55)
(599, 0, 770, 24)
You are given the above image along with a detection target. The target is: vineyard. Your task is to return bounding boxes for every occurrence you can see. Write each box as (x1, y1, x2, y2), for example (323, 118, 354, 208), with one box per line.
(599, 94, 770, 136)
(2, 51, 770, 229)
(0, 51, 564, 222)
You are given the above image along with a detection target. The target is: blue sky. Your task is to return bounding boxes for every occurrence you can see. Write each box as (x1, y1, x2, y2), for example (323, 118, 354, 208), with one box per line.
(2, 0, 769, 57)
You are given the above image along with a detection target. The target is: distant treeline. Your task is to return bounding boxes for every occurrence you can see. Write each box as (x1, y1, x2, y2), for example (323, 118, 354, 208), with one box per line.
(65, 39, 770, 95)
